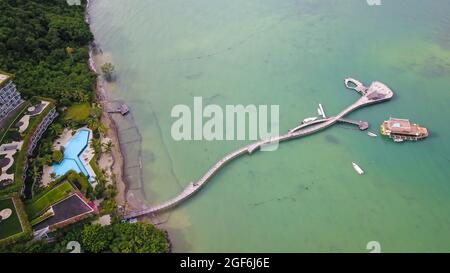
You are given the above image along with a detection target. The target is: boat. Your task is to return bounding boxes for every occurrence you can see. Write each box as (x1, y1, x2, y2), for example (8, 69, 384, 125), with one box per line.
(367, 131, 378, 137)
(317, 107, 323, 117)
(317, 103, 326, 118)
(393, 138, 404, 143)
(352, 162, 364, 175)
(302, 117, 318, 124)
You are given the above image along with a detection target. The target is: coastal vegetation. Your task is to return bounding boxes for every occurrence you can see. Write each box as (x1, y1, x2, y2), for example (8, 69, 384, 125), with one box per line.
(101, 62, 115, 81)
(0, 221, 170, 253)
(0, 0, 170, 252)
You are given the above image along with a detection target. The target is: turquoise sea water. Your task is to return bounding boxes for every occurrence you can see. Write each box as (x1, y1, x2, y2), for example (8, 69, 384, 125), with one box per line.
(90, 0, 450, 252)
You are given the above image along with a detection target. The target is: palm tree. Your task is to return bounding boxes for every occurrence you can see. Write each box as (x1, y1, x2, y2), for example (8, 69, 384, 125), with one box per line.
(98, 123, 108, 136)
(90, 138, 102, 155)
(31, 163, 41, 189)
(90, 104, 103, 119)
(87, 117, 99, 131)
(102, 140, 114, 154)
(49, 123, 63, 137)
(50, 172, 57, 181)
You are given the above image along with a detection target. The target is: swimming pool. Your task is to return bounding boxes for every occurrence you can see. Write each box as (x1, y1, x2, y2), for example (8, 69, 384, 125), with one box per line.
(52, 129, 93, 182)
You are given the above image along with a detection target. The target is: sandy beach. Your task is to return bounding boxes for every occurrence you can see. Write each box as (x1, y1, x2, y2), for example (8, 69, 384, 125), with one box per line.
(85, 1, 139, 213)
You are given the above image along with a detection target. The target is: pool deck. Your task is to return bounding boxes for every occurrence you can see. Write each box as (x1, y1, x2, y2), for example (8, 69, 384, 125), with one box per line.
(81, 129, 97, 185)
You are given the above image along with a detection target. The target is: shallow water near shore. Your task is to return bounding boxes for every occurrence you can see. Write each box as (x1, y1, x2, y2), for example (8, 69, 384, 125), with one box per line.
(90, 0, 450, 252)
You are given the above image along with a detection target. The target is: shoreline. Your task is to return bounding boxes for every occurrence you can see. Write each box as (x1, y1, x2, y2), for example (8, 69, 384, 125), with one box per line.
(85, 1, 135, 212)
(84, 1, 173, 250)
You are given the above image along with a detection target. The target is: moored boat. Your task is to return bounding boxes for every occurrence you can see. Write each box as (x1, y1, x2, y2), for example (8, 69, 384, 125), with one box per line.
(352, 162, 364, 175)
(302, 117, 318, 124)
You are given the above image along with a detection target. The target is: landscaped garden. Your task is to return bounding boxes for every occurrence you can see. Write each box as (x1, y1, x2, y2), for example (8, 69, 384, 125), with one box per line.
(0, 198, 22, 240)
(25, 181, 75, 220)
(0, 102, 30, 144)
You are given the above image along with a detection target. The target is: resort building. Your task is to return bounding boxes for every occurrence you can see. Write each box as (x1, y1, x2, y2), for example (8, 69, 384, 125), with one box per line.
(380, 117, 429, 142)
(0, 72, 23, 123)
(27, 106, 58, 156)
(20, 102, 58, 194)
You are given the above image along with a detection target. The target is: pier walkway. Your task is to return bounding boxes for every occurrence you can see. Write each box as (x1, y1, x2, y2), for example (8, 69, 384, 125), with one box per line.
(124, 78, 393, 219)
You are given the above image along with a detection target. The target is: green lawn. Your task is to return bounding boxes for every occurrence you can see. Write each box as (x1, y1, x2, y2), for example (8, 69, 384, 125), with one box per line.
(25, 181, 75, 219)
(0, 198, 23, 240)
(64, 103, 91, 122)
(89, 155, 101, 178)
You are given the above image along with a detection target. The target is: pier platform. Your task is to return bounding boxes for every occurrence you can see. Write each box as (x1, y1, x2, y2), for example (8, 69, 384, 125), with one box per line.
(124, 78, 394, 219)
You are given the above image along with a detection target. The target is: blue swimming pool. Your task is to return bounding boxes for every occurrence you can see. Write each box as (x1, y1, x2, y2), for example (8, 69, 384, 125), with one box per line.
(52, 129, 92, 181)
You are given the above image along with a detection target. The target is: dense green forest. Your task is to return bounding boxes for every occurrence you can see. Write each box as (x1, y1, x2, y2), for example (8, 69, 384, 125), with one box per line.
(0, 222, 171, 253)
(0, 0, 171, 253)
(0, 0, 95, 105)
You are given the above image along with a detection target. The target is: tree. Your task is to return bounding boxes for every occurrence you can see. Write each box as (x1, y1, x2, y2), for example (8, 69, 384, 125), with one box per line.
(109, 223, 170, 253)
(101, 62, 114, 81)
(90, 138, 102, 155)
(52, 150, 63, 163)
(79, 223, 169, 253)
(102, 140, 114, 154)
(49, 123, 63, 138)
(81, 224, 112, 253)
(97, 123, 108, 136)
(67, 171, 91, 196)
(50, 172, 57, 181)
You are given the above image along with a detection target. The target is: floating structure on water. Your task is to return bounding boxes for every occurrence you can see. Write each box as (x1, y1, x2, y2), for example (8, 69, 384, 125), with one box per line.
(124, 77, 394, 219)
(352, 162, 364, 175)
(106, 102, 130, 116)
(317, 103, 326, 118)
(380, 118, 428, 142)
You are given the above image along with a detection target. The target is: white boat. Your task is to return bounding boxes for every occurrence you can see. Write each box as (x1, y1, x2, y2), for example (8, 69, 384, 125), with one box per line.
(367, 131, 378, 137)
(318, 103, 326, 118)
(302, 117, 318, 124)
(317, 107, 323, 116)
(352, 162, 364, 175)
(393, 138, 404, 143)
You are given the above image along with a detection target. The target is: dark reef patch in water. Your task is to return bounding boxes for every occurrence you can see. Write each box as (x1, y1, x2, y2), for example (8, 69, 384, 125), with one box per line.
(325, 134, 340, 144)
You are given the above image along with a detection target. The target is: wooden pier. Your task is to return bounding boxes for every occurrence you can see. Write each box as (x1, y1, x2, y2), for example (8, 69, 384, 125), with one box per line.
(106, 103, 129, 115)
(124, 78, 394, 219)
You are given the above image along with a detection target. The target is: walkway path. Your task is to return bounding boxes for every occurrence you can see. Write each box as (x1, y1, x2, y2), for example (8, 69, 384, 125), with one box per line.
(124, 78, 394, 219)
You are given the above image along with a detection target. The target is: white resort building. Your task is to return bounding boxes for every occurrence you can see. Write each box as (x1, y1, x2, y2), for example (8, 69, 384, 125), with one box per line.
(0, 71, 23, 123)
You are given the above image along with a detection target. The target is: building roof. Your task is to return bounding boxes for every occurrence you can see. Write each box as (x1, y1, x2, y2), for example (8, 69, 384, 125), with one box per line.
(33, 193, 95, 231)
(385, 118, 426, 136)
